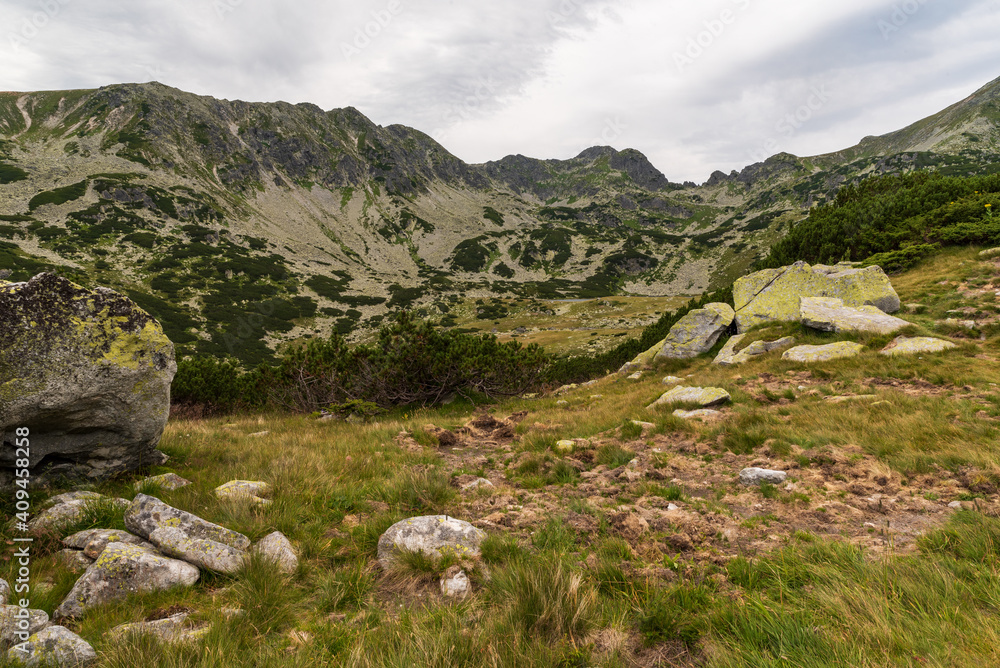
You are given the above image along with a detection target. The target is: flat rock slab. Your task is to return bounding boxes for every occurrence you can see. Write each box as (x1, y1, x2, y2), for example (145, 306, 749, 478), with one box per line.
(253, 531, 298, 574)
(655, 303, 735, 360)
(377, 516, 486, 569)
(125, 494, 250, 550)
(6, 625, 96, 667)
(136, 473, 192, 491)
(0, 605, 49, 647)
(733, 261, 900, 332)
(800, 297, 910, 335)
(880, 336, 958, 357)
(672, 409, 723, 421)
(63, 528, 151, 559)
(55, 542, 199, 619)
(109, 612, 208, 644)
(782, 342, 864, 363)
(740, 468, 787, 486)
(649, 386, 731, 409)
(150, 526, 248, 575)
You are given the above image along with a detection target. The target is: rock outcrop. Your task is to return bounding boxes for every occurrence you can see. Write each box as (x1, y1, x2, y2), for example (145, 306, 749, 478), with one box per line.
(149, 527, 248, 575)
(124, 494, 251, 551)
(618, 337, 667, 374)
(733, 262, 900, 332)
(880, 336, 958, 357)
(655, 303, 735, 360)
(0, 273, 176, 488)
(800, 297, 910, 334)
(714, 334, 796, 366)
(377, 516, 486, 569)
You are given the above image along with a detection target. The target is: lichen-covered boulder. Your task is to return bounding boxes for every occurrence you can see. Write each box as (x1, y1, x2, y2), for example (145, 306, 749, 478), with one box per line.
(800, 297, 910, 335)
(54, 542, 199, 619)
(62, 528, 152, 559)
(655, 303, 735, 360)
(880, 336, 958, 357)
(782, 342, 864, 363)
(649, 386, 731, 409)
(377, 516, 486, 569)
(149, 526, 248, 575)
(0, 273, 176, 489)
(6, 625, 96, 667)
(124, 494, 251, 551)
(714, 334, 795, 366)
(0, 605, 49, 648)
(618, 336, 668, 374)
(253, 531, 298, 574)
(733, 262, 900, 332)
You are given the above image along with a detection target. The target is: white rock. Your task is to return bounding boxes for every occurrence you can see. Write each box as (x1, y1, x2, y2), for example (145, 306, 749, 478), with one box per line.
(554, 440, 575, 454)
(662, 376, 683, 385)
(253, 531, 298, 574)
(739, 468, 787, 486)
(377, 516, 486, 569)
(0, 579, 9, 606)
(440, 567, 470, 599)
(461, 478, 495, 491)
(948, 501, 963, 509)
(627, 371, 643, 381)
(672, 409, 722, 420)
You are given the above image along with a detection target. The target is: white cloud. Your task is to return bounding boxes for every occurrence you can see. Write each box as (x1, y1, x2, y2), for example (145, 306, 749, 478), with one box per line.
(1, 0, 998, 182)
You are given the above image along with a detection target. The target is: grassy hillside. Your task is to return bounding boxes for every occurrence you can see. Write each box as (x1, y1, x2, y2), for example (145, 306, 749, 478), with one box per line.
(3, 247, 999, 667)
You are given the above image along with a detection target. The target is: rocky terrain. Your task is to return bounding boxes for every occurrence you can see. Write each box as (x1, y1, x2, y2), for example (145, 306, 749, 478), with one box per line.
(0, 76, 998, 364)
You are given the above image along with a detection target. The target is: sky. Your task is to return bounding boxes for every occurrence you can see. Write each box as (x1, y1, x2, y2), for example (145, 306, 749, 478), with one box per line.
(2, 0, 1000, 183)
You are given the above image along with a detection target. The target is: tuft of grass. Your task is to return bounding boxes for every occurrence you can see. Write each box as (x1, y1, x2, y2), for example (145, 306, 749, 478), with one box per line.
(231, 553, 297, 636)
(480, 534, 524, 565)
(315, 561, 375, 612)
(595, 444, 635, 468)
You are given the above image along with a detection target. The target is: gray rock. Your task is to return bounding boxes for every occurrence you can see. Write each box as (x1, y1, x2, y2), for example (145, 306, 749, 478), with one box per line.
(108, 612, 208, 644)
(135, 473, 192, 492)
(672, 409, 722, 420)
(440, 566, 470, 599)
(460, 478, 495, 491)
(662, 376, 683, 385)
(54, 550, 94, 574)
(125, 494, 251, 550)
(649, 386, 731, 409)
(733, 261, 900, 332)
(28, 501, 91, 533)
(150, 527, 248, 575)
(63, 528, 152, 559)
(880, 336, 958, 357)
(714, 335, 795, 366)
(0, 605, 49, 648)
(253, 531, 298, 574)
(0, 579, 9, 606)
(0, 273, 175, 490)
(6, 625, 96, 667)
(54, 542, 199, 619)
(739, 468, 788, 486)
(782, 342, 864, 363)
(377, 516, 486, 569)
(800, 297, 910, 335)
(214, 480, 271, 505)
(43, 492, 104, 508)
(655, 303, 735, 360)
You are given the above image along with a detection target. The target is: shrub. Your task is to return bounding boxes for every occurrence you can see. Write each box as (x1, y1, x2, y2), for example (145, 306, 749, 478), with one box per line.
(28, 180, 89, 211)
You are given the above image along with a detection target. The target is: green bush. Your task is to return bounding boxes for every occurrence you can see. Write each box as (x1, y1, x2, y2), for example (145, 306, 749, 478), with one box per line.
(0, 162, 28, 184)
(28, 180, 89, 211)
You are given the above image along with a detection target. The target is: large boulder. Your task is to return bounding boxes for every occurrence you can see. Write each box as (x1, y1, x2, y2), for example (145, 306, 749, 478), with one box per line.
(654, 303, 735, 360)
(377, 516, 486, 569)
(54, 542, 199, 619)
(618, 336, 667, 374)
(124, 494, 251, 551)
(800, 297, 910, 335)
(0, 273, 176, 489)
(149, 526, 248, 575)
(733, 262, 900, 332)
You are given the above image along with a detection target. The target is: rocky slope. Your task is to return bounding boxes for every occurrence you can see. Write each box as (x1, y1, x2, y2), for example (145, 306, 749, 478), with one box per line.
(0, 75, 998, 364)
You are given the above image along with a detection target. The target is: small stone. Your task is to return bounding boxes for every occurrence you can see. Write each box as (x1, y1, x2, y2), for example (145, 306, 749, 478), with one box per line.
(740, 468, 788, 486)
(109, 612, 207, 644)
(948, 501, 963, 509)
(556, 400, 569, 406)
(554, 440, 575, 454)
(248, 431, 269, 437)
(135, 473, 192, 491)
(630, 421, 655, 431)
(214, 480, 271, 505)
(627, 371, 643, 381)
(377, 516, 486, 569)
(461, 478, 495, 491)
(63, 528, 151, 559)
(672, 409, 722, 420)
(440, 566, 470, 599)
(6, 625, 96, 667)
(0, 579, 9, 605)
(253, 532, 298, 574)
(667, 504, 680, 512)
(823, 395, 878, 404)
(662, 376, 683, 385)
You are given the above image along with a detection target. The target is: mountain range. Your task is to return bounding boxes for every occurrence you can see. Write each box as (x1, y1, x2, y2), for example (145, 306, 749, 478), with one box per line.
(1, 74, 998, 364)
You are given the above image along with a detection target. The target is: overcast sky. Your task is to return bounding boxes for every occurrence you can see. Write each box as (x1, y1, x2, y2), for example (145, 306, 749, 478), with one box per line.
(2, 0, 999, 182)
